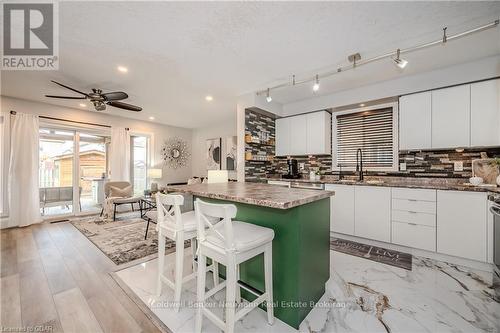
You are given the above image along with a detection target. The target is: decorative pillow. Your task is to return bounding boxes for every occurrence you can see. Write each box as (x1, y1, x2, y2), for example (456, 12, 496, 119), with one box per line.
(109, 185, 133, 198)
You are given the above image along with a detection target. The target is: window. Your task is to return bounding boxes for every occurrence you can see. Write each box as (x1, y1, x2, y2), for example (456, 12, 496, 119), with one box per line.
(333, 103, 398, 171)
(131, 136, 148, 196)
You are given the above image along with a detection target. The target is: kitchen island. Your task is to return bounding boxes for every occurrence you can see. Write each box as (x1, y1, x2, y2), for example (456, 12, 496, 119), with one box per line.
(166, 182, 334, 329)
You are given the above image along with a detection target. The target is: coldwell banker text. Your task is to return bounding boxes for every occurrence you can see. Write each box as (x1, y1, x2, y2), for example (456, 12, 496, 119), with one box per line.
(2, 2, 59, 70)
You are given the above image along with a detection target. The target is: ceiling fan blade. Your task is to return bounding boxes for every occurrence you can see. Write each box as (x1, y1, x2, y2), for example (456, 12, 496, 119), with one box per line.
(107, 101, 142, 112)
(45, 94, 87, 99)
(102, 91, 128, 101)
(50, 80, 89, 97)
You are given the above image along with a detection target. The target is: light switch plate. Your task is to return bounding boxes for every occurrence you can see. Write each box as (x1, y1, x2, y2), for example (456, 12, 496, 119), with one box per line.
(400, 163, 407, 171)
(454, 161, 463, 171)
(299, 163, 305, 170)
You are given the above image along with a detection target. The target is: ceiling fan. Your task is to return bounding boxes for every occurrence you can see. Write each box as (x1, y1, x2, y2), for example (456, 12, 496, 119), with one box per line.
(45, 80, 142, 112)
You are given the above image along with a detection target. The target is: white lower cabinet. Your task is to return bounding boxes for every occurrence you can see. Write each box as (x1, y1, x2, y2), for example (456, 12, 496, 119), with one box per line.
(327, 184, 490, 263)
(436, 190, 488, 262)
(325, 184, 355, 235)
(392, 221, 436, 252)
(354, 186, 391, 242)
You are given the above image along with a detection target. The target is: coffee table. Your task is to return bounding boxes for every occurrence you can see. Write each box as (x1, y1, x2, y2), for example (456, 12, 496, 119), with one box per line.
(139, 197, 157, 240)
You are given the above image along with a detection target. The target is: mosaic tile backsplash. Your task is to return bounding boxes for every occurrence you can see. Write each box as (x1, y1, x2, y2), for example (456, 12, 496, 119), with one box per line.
(243, 109, 500, 181)
(269, 148, 500, 179)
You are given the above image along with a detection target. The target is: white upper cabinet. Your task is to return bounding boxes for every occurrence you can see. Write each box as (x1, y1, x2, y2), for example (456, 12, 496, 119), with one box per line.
(275, 111, 331, 156)
(431, 85, 471, 149)
(470, 79, 500, 147)
(306, 111, 331, 155)
(275, 117, 290, 156)
(399, 92, 432, 150)
(289, 115, 307, 155)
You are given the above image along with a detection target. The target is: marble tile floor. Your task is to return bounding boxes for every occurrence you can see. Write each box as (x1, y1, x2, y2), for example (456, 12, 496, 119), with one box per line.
(116, 248, 500, 333)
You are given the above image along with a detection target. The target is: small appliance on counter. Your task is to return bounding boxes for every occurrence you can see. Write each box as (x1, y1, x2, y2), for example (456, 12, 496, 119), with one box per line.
(283, 158, 300, 179)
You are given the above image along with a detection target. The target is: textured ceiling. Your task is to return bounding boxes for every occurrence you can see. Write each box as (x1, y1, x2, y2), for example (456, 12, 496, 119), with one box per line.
(2, 1, 500, 128)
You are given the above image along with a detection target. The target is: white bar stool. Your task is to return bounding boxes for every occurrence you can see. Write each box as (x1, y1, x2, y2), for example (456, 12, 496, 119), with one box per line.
(156, 193, 219, 312)
(194, 198, 275, 333)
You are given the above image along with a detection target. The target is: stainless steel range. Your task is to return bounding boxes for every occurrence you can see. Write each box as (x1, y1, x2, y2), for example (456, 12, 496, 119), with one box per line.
(488, 193, 500, 299)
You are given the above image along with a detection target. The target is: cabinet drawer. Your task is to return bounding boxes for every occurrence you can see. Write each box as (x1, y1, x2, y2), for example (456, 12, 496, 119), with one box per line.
(392, 188, 436, 202)
(392, 210, 436, 227)
(392, 221, 436, 252)
(392, 198, 436, 214)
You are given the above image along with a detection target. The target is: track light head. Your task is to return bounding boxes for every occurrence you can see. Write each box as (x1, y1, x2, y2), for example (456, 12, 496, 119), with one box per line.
(266, 88, 272, 103)
(313, 74, 320, 92)
(393, 49, 408, 69)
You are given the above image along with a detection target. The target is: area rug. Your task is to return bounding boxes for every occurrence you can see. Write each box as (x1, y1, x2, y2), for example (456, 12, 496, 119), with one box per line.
(71, 212, 188, 265)
(331, 237, 412, 270)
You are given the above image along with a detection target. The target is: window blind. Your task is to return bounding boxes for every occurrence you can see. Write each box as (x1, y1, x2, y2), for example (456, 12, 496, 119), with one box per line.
(335, 107, 394, 168)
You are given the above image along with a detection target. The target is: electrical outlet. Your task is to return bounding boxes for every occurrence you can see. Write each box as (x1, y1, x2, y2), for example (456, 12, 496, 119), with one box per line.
(400, 162, 407, 171)
(299, 163, 305, 170)
(454, 161, 463, 171)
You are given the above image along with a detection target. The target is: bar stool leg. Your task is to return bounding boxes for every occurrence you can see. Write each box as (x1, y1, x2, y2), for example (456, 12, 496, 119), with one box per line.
(174, 233, 184, 312)
(156, 231, 166, 297)
(191, 238, 197, 272)
(195, 254, 207, 333)
(235, 264, 241, 304)
(225, 257, 237, 333)
(264, 243, 274, 325)
(212, 261, 219, 287)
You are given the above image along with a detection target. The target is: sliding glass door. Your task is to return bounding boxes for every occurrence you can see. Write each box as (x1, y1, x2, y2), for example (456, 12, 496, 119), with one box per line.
(78, 132, 108, 213)
(39, 128, 75, 216)
(39, 127, 110, 217)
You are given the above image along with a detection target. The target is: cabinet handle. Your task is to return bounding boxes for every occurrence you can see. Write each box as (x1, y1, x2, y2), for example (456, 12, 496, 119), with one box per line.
(408, 223, 417, 226)
(408, 211, 418, 214)
(408, 199, 417, 202)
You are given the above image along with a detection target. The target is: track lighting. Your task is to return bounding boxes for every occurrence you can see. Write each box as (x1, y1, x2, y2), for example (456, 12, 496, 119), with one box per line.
(313, 75, 320, 92)
(393, 49, 408, 69)
(266, 88, 272, 103)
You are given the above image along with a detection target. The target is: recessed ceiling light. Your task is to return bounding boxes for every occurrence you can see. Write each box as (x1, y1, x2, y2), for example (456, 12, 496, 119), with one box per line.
(205, 95, 213, 102)
(360, 103, 365, 107)
(117, 66, 128, 73)
(79, 103, 86, 107)
(149, 116, 155, 120)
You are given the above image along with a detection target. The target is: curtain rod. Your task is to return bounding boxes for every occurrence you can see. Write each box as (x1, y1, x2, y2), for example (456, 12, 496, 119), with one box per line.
(9, 110, 129, 130)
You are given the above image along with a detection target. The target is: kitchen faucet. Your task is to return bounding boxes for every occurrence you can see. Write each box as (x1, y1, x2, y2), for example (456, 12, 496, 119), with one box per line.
(356, 148, 364, 181)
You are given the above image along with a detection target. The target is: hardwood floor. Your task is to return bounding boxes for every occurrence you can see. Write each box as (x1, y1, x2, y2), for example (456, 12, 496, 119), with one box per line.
(0, 221, 162, 333)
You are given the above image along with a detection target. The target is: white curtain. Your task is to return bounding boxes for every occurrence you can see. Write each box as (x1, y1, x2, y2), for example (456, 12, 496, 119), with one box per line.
(110, 127, 130, 181)
(8, 113, 41, 227)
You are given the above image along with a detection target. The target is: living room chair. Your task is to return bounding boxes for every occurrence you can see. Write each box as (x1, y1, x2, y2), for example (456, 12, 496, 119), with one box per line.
(101, 181, 140, 220)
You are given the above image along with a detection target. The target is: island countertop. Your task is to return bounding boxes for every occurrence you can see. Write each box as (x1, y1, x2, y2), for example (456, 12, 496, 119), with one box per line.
(166, 182, 334, 209)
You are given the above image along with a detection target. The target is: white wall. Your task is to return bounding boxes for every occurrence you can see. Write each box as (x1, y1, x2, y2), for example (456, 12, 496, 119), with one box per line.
(0, 96, 193, 224)
(191, 114, 237, 179)
(283, 55, 500, 115)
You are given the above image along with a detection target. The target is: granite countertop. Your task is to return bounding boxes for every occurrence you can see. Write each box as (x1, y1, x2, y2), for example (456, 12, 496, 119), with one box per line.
(166, 182, 334, 209)
(266, 175, 500, 193)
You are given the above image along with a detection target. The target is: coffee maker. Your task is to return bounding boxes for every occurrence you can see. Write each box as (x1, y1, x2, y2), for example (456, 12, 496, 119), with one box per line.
(283, 159, 300, 179)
